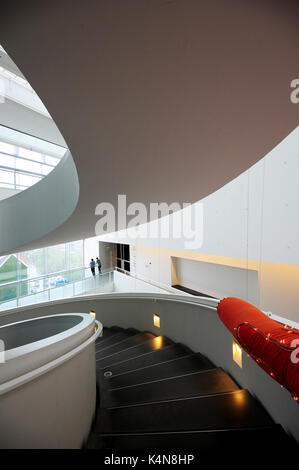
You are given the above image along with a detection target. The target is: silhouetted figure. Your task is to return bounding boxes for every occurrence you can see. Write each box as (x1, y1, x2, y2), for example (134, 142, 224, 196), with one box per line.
(96, 257, 102, 274)
(90, 258, 96, 276)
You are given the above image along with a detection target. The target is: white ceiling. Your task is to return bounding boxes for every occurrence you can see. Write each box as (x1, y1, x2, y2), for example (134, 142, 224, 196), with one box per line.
(0, 0, 298, 252)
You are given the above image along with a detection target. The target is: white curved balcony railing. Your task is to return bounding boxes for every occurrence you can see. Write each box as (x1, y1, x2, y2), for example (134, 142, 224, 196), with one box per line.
(0, 148, 79, 254)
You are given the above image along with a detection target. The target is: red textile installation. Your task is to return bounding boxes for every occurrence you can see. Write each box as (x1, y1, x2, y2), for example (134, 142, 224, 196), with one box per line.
(217, 297, 299, 401)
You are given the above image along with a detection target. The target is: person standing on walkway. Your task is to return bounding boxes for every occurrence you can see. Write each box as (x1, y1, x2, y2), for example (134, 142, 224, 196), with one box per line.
(90, 258, 96, 276)
(96, 257, 102, 274)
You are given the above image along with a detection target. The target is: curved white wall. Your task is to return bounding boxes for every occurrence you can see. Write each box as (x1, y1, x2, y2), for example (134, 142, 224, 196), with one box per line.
(0, 100, 67, 147)
(0, 313, 101, 449)
(0, 150, 79, 255)
(0, 340, 96, 448)
(0, 188, 20, 201)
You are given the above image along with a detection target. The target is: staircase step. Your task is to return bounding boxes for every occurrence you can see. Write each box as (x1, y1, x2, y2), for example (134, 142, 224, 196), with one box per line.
(96, 332, 154, 358)
(96, 335, 172, 369)
(101, 368, 238, 408)
(95, 329, 138, 352)
(88, 425, 295, 450)
(99, 344, 190, 377)
(95, 390, 273, 434)
(95, 326, 122, 343)
(103, 353, 214, 389)
(89, 326, 295, 451)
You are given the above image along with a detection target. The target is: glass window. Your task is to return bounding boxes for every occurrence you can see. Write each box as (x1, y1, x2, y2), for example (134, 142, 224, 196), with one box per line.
(0, 182, 14, 189)
(41, 165, 53, 176)
(115, 244, 130, 271)
(0, 142, 14, 154)
(46, 244, 66, 274)
(18, 147, 43, 162)
(0, 255, 27, 301)
(0, 241, 85, 303)
(15, 173, 41, 187)
(0, 126, 66, 193)
(69, 240, 84, 269)
(124, 244, 130, 261)
(0, 169, 14, 184)
(0, 153, 15, 168)
(0, 255, 17, 284)
(19, 249, 45, 278)
(45, 155, 59, 166)
(124, 261, 130, 272)
(16, 159, 42, 174)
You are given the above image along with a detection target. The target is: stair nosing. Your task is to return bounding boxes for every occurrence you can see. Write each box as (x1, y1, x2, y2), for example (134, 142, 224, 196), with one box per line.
(107, 367, 219, 391)
(96, 335, 163, 362)
(105, 352, 199, 379)
(96, 328, 122, 340)
(96, 424, 275, 437)
(95, 333, 146, 354)
(95, 332, 128, 348)
(98, 343, 175, 370)
(103, 389, 246, 410)
(95, 334, 134, 351)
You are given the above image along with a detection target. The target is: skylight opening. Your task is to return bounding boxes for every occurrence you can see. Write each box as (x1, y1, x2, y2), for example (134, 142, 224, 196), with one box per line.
(0, 125, 67, 196)
(0, 45, 50, 117)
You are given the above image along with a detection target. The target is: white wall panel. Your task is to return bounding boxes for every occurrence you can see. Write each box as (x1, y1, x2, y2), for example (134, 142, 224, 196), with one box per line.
(172, 257, 259, 304)
(261, 129, 299, 265)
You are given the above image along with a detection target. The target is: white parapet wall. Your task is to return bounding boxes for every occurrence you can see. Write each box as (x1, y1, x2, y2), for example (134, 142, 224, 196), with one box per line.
(112, 269, 179, 295)
(0, 313, 102, 449)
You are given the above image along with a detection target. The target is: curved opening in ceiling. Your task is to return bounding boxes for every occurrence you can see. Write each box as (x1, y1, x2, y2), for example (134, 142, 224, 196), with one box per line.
(0, 149, 79, 255)
(0, 45, 79, 254)
(0, 125, 66, 201)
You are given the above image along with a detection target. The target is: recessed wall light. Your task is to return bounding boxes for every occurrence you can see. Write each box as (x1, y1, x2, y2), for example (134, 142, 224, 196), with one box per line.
(232, 340, 242, 368)
(153, 314, 160, 328)
(89, 310, 96, 319)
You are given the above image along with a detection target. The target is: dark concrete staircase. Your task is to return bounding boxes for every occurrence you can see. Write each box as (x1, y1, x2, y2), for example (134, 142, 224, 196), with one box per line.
(86, 327, 296, 450)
